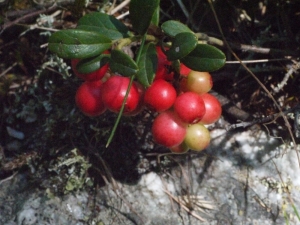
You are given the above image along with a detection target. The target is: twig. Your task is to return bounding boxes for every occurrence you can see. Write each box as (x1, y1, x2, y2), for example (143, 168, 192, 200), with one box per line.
(107, 0, 117, 14)
(0, 172, 18, 186)
(163, 189, 206, 222)
(176, 0, 189, 19)
(113, 190, 146, 224)
(92, 153, 119, 191)
(0, 62, 18, 78)
(186, 0, 201, 29)
(225, 114, 282, 131)
(226, 58, 291, 64)
(272, 60, 300, 93)
(225, 101, 299, 131)
(23, 25, 60, 33)
(109, 0, 130, 15)
(16, 9, 62, 37)
(196, 32, 299, 57)
(116, 11, 129, 20)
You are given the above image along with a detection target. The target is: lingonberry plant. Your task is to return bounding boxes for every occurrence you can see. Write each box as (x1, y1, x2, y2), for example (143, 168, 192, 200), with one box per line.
(48, 0, 226, 152)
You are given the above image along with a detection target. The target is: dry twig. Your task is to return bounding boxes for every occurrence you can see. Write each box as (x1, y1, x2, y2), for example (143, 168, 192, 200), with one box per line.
(163, 189, 215, 222)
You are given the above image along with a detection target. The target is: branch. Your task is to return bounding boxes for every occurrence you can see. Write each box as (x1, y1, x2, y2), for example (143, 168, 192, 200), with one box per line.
(225, 105, 300, 131)
(196, 32, 299, 57)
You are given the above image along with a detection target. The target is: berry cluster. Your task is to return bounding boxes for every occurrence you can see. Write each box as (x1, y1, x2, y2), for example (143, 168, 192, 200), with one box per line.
(73, 47, 222, 153)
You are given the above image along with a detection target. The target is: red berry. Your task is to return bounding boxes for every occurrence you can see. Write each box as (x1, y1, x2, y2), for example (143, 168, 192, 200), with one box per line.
(102, 75, 140, 113)
(123, 82, 145, 116)
(174, 92, 206, 124)
(180, 63, 191, 77)
(200, 93, 222, 124)
(152, 111, 187, 148)
(75, 81, 106, 117)
(144, 79, 177, 112)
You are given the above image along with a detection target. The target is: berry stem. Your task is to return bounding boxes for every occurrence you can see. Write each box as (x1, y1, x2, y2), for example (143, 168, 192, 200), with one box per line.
(114, 35, 157, 50)
(106, 34, 147, 147)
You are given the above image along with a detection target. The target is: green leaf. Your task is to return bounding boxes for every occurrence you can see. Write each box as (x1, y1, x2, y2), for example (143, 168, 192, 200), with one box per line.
(166, 32, 198, 61)
(151, 5, 160, 26)
(136, 43, 157, 87)
(129, 0, 160, 35)
(181, 44, 226, 72)
(76, 12, 129, 40)
(48, 30, 111, 59)
(76, 54, 110, 74)
(110, 50, 138, 76)
(161, 20, 193, 37)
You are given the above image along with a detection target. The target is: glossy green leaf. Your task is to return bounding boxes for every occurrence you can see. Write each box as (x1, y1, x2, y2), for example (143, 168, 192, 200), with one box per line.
(181, 44, 226, 72)
(76, 54, 110, 74)
(48, 30, 111, 59)
(129, 0, 160, 35)
(76, 12, 129, 40)
(110, 50, 138, 76)
(166, 32, 198, 61)
(136, 43, 157, 87)
(161, 20, 193, 37)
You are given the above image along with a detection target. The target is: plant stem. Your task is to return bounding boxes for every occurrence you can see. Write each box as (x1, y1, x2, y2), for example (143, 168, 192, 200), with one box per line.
(135, 34, 147, 63)
(115, 35, 156, 50)
(106, 34, 147, 147)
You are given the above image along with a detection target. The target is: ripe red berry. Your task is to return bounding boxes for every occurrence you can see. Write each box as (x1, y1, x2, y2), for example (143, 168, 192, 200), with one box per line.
(152, 111, 187, 148)
(123, 82, 145, 116)
(144, 79, 177, 112)
(101, 75, 140, 113)
(75, 80, 106, 117)
(200, 93, 222, 124)
(174, 92, 206, 124)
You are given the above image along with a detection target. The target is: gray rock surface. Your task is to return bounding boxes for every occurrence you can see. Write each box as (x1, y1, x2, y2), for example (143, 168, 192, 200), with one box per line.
(1, 125, 300, 225)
